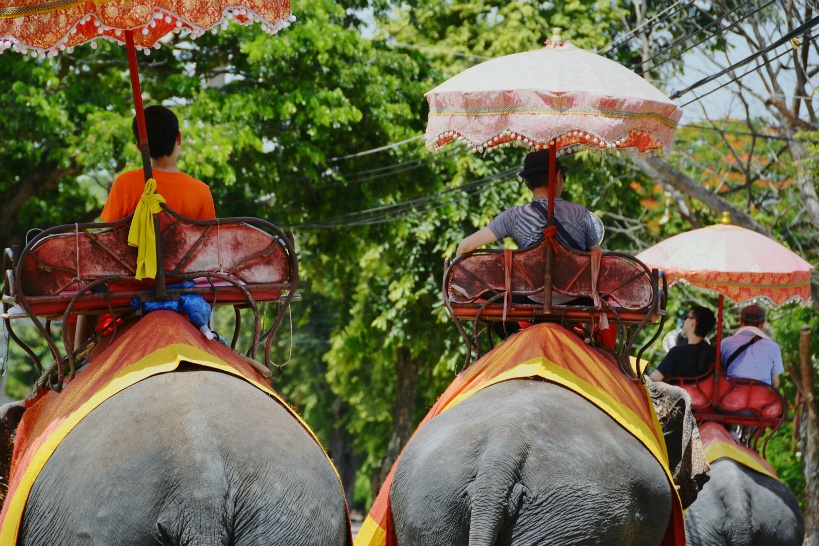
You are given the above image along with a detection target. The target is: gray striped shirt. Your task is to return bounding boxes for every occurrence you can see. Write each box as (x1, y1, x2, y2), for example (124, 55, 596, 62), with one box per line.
(487, 197, 600, 250)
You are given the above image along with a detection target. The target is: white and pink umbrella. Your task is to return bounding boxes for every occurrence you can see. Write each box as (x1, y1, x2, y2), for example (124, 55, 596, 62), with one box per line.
(637, 220, 815, 360)
(425, 32, 683, 218)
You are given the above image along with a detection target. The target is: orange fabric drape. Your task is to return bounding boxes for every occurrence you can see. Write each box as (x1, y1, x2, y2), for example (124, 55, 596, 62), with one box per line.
(698, 421, 778, 479)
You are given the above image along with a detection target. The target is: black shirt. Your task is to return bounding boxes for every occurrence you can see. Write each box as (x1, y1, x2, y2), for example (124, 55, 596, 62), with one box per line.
(656, 341, 716, 378)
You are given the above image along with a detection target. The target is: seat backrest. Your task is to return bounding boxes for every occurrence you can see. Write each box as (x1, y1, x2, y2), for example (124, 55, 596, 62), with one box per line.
(666, 367, 783, 421)
(716, 377, 784, 419)
(666, 368, 716, 412)
(15, 209, 294, 299)
(446, 236, 654, 310)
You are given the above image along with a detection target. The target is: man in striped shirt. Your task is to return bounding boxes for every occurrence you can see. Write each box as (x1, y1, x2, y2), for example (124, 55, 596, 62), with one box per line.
(456, 150, 602, 256)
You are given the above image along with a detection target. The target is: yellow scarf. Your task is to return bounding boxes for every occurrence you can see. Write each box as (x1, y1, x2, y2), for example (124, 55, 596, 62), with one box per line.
(127, 178, 166, 280)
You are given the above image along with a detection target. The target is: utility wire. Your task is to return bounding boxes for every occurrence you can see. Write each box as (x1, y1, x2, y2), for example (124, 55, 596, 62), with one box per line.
(289, 167, 517, 229)
(671, 16, 819, 98)
(388, 40, 493, 61)
(636, 0, 776, 75)
(681, 122, 819, 143)
(678, 39, 799, 106)
(599, 0, 695, 58)
(327, 135, 423, 163)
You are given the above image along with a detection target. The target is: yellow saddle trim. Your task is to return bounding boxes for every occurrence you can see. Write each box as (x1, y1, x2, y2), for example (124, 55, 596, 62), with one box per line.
(443, 357, 673, 484)
(704, 440, 778, 480)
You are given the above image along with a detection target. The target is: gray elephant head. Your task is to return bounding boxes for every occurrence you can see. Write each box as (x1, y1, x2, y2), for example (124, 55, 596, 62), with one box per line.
(647, 379, 710, 508)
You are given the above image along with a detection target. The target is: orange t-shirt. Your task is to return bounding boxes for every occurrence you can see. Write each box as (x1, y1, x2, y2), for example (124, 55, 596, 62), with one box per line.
(100, 169, 216, 222)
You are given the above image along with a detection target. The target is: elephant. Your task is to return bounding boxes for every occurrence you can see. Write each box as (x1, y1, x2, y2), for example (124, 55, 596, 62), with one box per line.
(685, 457, 804, 545)
(0, 365, 352, 546)
(388, 378, 706, 546)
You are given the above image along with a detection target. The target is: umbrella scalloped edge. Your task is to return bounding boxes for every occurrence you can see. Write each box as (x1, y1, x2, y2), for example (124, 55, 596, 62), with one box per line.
(0, 3, 295, 58)
(426, 126, 670, 157)
(666, 277, 813, 310)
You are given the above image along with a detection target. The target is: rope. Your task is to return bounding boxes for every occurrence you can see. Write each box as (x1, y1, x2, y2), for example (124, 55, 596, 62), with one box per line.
(216, 219, 223, 273)
(73, 223, 81, 284)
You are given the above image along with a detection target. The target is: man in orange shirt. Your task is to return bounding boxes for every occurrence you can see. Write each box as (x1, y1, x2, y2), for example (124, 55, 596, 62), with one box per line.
(76, 106, 216, 351)
(101, 105, 216, 222)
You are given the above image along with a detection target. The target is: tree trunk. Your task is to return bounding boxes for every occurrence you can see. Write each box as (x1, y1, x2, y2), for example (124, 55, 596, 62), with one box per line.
(786, 137, 819, 230)
(799, 326, 819, 546)
(330, 397, 359, 507)
(371, 347, 419, 502)
(634, 156, 768, 234)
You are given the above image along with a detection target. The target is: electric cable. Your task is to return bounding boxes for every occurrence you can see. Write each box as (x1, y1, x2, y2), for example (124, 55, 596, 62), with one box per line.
(671, 16, 819, 98)
(636, 0, 777, 76)
(599, 0, 695, 58)
(287, 167, 518, 229)
(678, 44, 795, 107)
(327, 135, 423, 162)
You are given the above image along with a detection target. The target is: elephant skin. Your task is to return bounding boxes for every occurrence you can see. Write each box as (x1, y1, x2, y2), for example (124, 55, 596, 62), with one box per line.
(391, 379, 702, 546)
(1, 367, 350, 546)
(685, 458, 805, 546)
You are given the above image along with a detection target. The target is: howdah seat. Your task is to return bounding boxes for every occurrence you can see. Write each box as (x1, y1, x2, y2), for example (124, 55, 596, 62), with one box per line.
(443, 232, 667, 375)
(2, 205, 298, 384)
(665, 367, 784, 454)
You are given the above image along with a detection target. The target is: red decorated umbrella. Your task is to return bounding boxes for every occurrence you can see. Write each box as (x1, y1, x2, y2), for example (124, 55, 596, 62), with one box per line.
(0, 0, 294, 179)
(636, 218, 815, 359)
(425, 29, 684, 220)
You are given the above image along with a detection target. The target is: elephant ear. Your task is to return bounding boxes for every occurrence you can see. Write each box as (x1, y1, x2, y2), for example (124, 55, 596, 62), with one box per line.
(0, 400, 27, 506)
(647, 381, 710, 509)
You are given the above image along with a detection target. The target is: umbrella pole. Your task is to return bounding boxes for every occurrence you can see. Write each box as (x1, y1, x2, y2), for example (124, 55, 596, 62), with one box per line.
(712, 293, 724, 407)
(716, 294, 724, 363)
(124, 30, 153, 182)
(544, 146, 557, 313)
(124, 30, 165, 298)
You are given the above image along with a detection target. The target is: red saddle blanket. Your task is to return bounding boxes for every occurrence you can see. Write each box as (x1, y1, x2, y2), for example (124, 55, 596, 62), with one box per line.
(355, 323, 684, 546)
(699, 421, 778, 479)
(0, 310, 350, 544)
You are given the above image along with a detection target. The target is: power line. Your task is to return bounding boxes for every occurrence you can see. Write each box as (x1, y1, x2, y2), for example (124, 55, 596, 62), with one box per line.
(599, 0, 695, 58)
(680, 122, 819, 143)
(678, 42, 796, 107)
(387, 40, 492, 61)
(671, 16, 819, 99)
(288, 168, 517, 229)
(636, 0, 776, 76)
(326, 135, 424, 163)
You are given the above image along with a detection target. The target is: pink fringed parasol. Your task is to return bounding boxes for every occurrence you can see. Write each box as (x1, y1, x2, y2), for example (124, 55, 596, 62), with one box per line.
(425, 36, 683, 157)
(637, 220, 814, 363)
(636, 223, 814, 308)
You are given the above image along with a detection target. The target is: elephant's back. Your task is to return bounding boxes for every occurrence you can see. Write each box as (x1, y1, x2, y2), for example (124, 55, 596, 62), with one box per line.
(392, 379, 672, 546)
(21, 368, 348, 546)
(685, 458, 804, 546)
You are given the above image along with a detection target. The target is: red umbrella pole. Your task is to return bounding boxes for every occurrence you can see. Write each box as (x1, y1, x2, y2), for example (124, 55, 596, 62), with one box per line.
(124, 30, 153, 182)
(547, 145, 556, 221)
(712, 293, 724, 407)
(716, 294, 724, 365)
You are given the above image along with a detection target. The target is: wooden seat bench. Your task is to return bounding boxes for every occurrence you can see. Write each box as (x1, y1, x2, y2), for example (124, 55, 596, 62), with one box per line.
(2, 206, 298, 382)
(442, 233, 667, 374)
